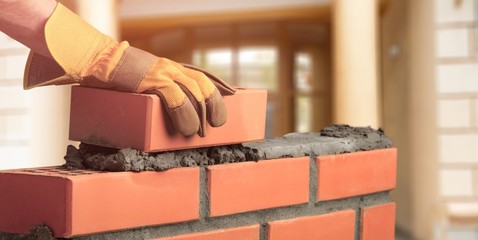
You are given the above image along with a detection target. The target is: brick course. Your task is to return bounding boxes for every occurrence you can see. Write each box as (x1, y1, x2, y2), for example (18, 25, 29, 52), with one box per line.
(0, 148, 396, 239)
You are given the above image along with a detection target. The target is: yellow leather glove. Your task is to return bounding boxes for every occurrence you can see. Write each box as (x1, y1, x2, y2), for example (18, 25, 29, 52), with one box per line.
(23, 3, 235, 137)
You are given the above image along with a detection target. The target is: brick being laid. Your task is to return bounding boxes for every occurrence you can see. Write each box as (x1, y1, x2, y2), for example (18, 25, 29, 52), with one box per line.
(69, 86, 267, 152)
(0, 167, 200, 238)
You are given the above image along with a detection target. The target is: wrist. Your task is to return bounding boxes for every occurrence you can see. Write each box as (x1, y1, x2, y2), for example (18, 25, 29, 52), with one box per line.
(88, 40, 128, 83)
(0, 0, 57, 58)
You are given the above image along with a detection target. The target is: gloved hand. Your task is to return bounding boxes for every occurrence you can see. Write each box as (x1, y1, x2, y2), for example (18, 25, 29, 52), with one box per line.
(23, 3, 235, 137)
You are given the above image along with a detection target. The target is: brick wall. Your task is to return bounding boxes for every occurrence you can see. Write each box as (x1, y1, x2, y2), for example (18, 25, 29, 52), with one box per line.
(435, 0, 478, 238)
(0, 37, 399, 238)
(0, 138, 396, 240)
(436, 0, 478, 199)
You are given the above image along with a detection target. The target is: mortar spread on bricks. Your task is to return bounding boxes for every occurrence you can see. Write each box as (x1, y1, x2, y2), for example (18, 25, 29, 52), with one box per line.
(64, 124, 392, 172)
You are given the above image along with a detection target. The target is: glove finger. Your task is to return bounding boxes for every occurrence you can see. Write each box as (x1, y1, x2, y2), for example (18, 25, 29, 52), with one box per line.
(177, 66, 228, 127)
(205, 88, 228, 127)
(172, 72, 208, 137)
(155, 58, 205, 103)
(180, 63, 236, 96)
(147, 87, 200, 137)
(135, 57, 206, 137)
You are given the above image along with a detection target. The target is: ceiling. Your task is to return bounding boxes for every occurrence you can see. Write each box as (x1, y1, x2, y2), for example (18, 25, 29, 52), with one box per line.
(119, 0, 330, 19)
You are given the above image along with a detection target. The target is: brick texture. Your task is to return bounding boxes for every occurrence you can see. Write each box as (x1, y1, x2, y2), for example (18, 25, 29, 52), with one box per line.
(153, 225, 260, 240)
(316, 148, 397, 201)
(69, 86, 267, 152)
(0, 147, 397, 239)
(0, 167, 199, 237)
(267, 210, 356, 240)
(361, 202, 396, 240)
(207, 157, 309, 217)
(0, 172, 68, 236)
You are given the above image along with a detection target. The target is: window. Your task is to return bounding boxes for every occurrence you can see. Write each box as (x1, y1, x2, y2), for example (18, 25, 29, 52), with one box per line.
(294, 52, 313, 92)
(293, 52, 313, 132)
(238, 47, 278, 91)
(193, 47, 279, 138)
(133, 22, 331, 138)
(193, 48, 233, 83)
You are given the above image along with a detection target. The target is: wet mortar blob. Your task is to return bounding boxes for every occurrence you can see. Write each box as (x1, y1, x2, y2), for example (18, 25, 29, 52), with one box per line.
(64, 124, 392, 172)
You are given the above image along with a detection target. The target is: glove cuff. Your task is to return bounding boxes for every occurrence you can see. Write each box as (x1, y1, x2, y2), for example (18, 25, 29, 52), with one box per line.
(23, 51, 76, 89)
(44, 3, 115, 77)
(24, 3, 116, 89)
(97, 45, 157, 92)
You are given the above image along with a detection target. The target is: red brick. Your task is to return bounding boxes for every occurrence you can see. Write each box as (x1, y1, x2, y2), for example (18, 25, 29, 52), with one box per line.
(0, 167, 199, 237)
(153, 224, 260, 240)
(69, 86, 267, 152)
(361, 203, 396, 240)
(316, 148, 397, 201)
(267, 210, 355, 240)
(207, 157, 309, 217)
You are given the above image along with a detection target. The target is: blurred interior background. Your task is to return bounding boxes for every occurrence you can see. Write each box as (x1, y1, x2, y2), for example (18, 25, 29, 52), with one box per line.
(0, 0, 477, 239)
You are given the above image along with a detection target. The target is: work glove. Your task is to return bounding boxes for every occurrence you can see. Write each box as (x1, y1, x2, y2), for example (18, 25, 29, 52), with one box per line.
(23, 3, 235, 137)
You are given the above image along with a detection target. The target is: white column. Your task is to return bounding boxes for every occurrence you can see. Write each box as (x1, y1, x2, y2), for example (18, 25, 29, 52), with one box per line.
(332, 0, 380, 128)
(27, 0, 119, 169)
(76, 0, 119, 38)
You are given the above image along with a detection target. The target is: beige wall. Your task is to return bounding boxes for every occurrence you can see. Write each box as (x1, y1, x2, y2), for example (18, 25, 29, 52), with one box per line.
(407, 0, 438, 239)
(381, 0, 412, 233)
(434, 0, 478, 239)
(385, 0, 478, 238)
(0, 35, 72, 170)
(435, 0, 478, 200)
(0, 0, 119, 170)
(382, 0, 438, 239)
(119, 0, 329, 19)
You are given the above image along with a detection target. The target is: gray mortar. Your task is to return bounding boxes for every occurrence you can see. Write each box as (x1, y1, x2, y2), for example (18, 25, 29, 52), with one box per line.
(64, 124, 392, 172)
(199, 168, 209, 220)
(309, 152, 318, 205)
(259, 224, 267, 240)
(0, 224, 55, 240)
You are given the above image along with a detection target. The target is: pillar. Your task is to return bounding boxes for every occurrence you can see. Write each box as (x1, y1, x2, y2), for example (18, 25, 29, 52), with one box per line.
(27, 0, 119, 169)
(332, 0, 380, 128)
(76, 0, 119, 38)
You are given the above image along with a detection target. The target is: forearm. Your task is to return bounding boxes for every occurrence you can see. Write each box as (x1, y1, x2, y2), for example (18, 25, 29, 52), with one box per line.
(0, 0, 57, 58)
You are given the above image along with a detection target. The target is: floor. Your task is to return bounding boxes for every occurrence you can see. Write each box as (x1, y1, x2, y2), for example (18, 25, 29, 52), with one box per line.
(396, 227, 416, 240)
